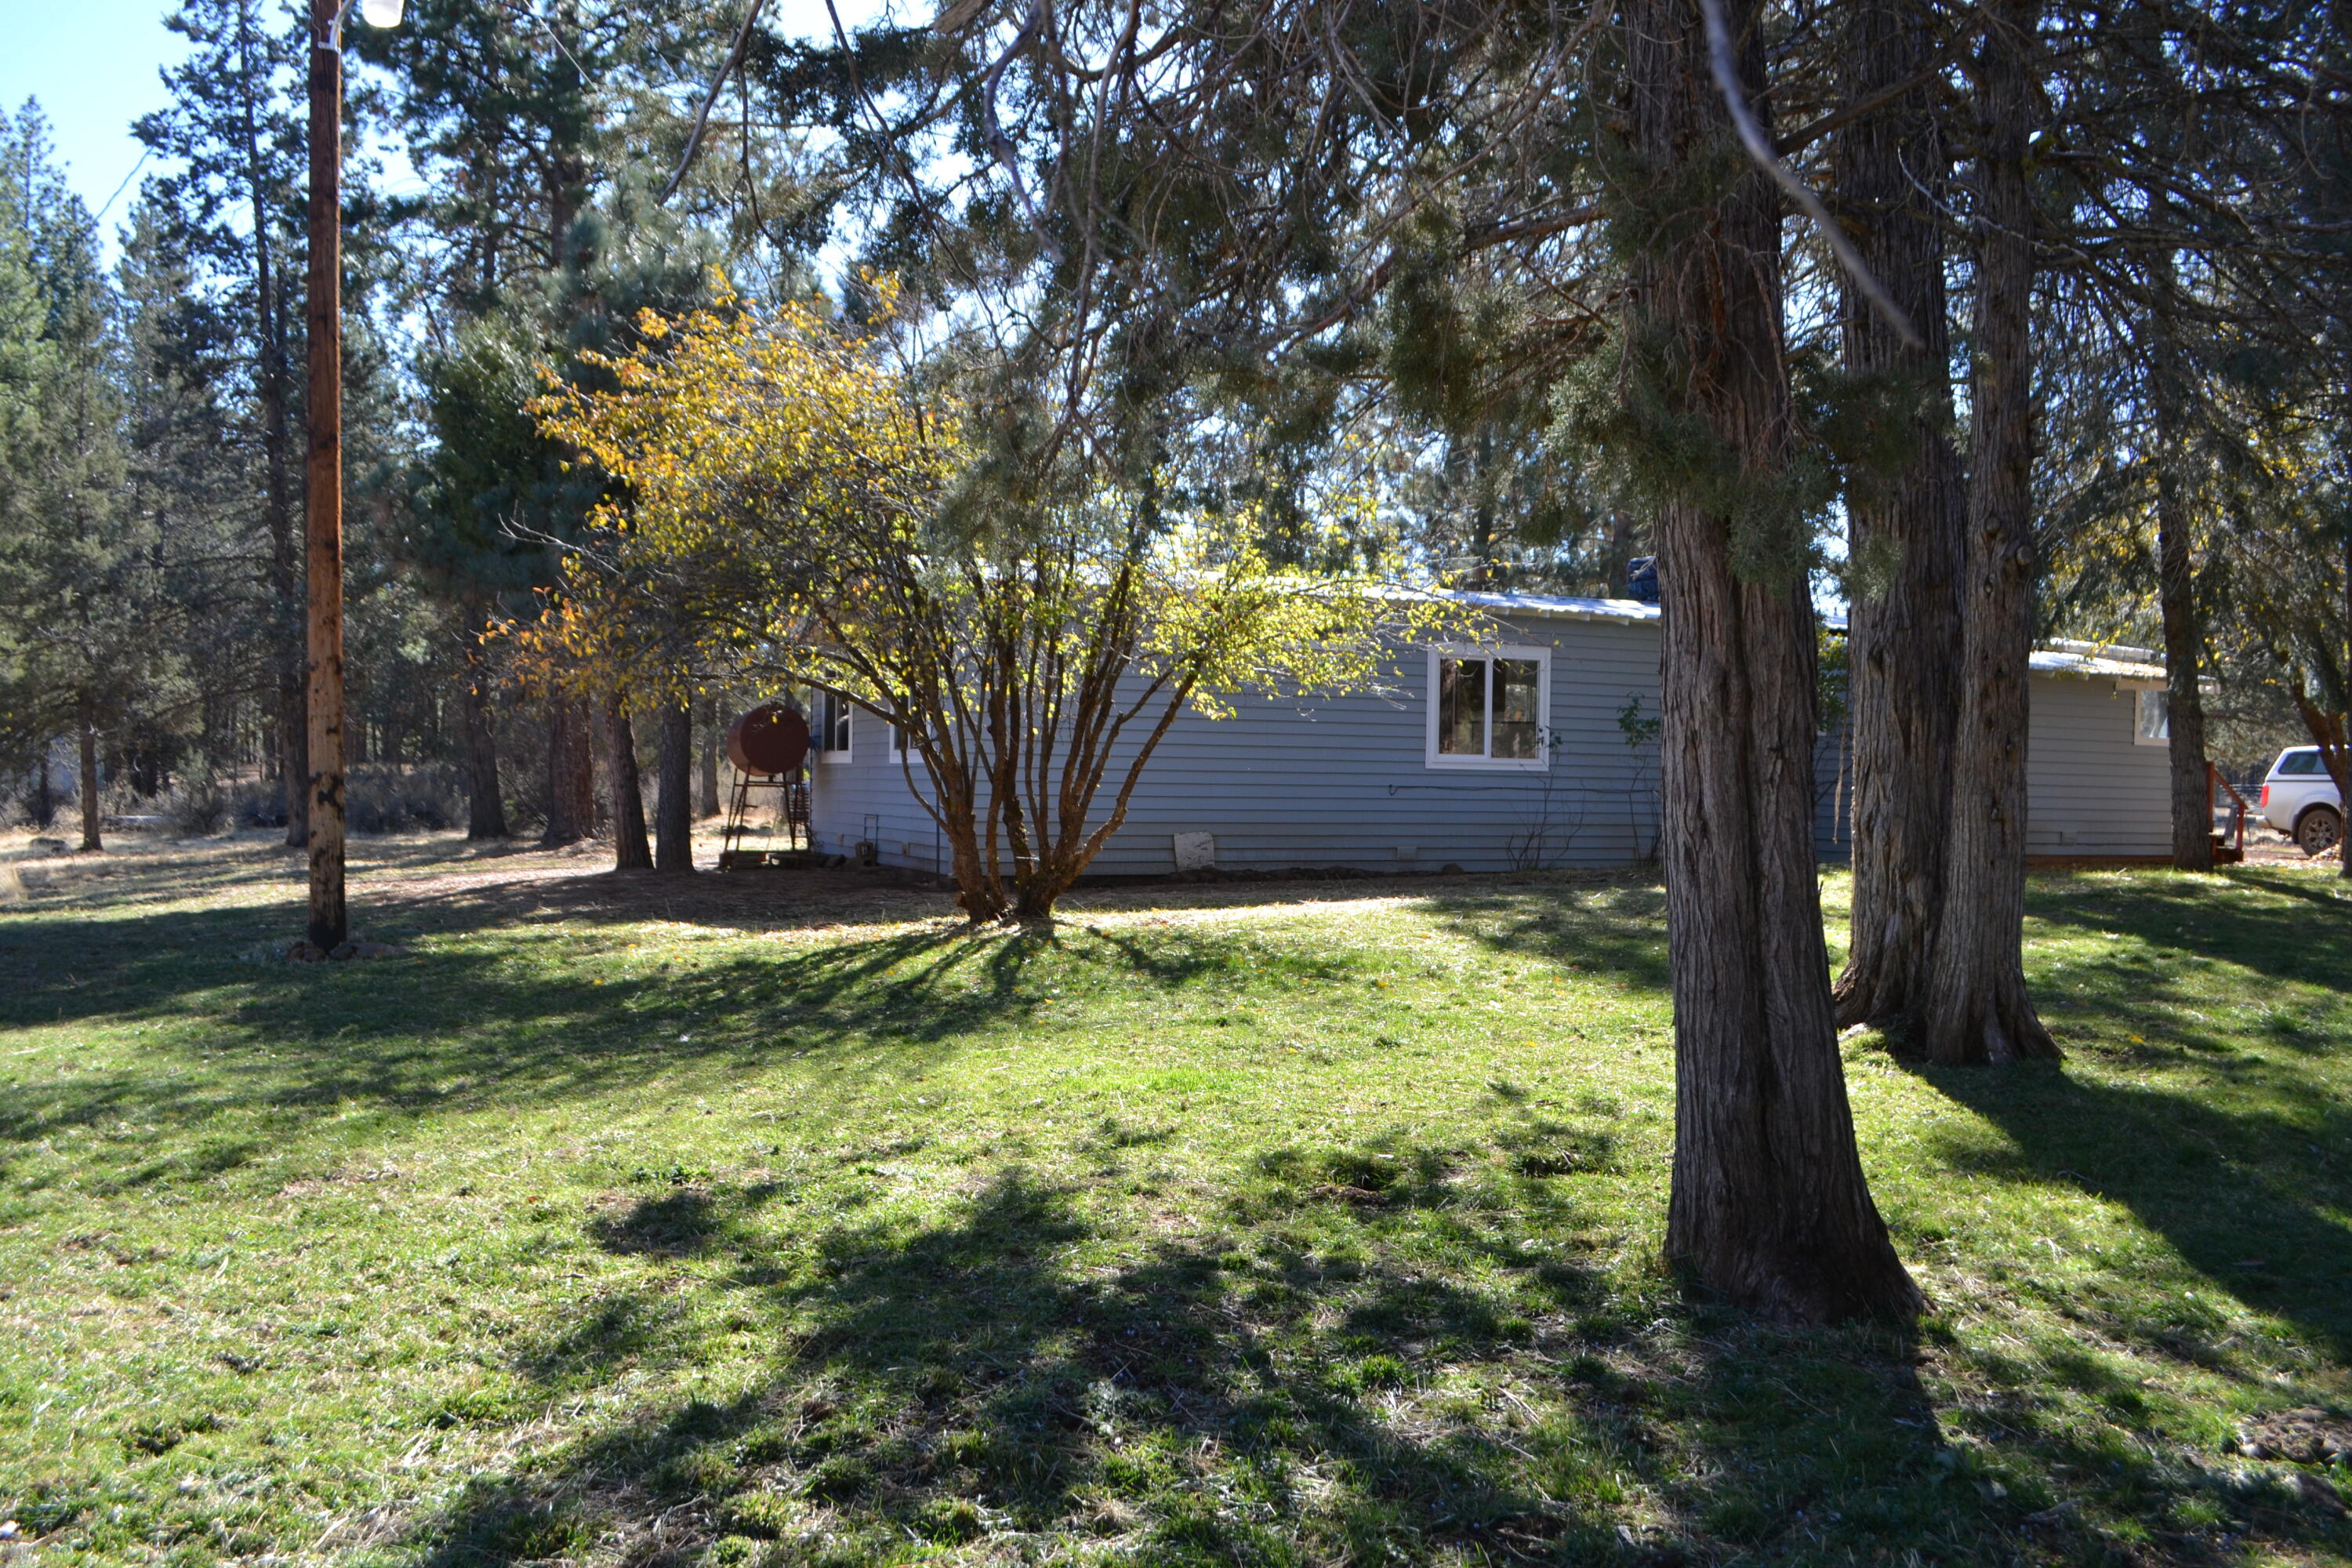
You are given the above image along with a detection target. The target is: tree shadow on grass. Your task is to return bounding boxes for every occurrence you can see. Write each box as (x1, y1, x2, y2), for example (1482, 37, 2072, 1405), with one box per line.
(394, 1135, 2169, 1568)
(2025, 867, 2352, 995)
(0, 915, 1066, 1192)
(415, 1165, 1647, 1566)
(0, 892, 1420, 1206)
(1420, 880, 1672, 993)
(1918, 1061, 2352, 1363)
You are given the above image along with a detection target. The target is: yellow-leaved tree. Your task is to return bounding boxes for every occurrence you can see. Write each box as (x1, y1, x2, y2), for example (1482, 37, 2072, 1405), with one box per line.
(535, 282, 1472, 920)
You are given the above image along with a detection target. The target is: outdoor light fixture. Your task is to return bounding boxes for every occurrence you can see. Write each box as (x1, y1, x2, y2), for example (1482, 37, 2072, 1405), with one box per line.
(358, 0, 405, 30)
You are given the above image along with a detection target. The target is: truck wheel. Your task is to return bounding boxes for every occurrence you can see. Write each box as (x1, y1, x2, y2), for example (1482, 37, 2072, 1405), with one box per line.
(2296, 804, 2343, 858)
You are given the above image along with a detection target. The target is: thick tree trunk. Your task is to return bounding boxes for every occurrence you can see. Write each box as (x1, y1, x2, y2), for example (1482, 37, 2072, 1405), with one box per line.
(77, 699, 103, 853)
(1623, 0, 1919, 1321)
(605, 695, 653, 871)
(462, 652, 507, 839)
(698, 697, 721, 818)
(1830, 0, 1965, 1030)
(655, 700, 694, 873)
(1914, 0, 2060, 1065)
(542, 698, 595, 847)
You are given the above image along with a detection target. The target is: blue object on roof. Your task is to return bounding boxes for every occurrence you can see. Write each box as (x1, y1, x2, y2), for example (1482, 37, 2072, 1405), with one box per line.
(1625, 556, 1659, 603)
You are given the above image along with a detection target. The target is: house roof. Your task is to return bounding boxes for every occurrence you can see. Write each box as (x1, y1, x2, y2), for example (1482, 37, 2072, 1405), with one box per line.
(2030, 641, 2166, 682)
(1456, 592, 2169, 681)
(1454, 590, 1665, 626)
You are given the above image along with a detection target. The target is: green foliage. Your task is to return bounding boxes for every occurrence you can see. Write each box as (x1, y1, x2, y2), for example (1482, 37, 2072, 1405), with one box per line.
(0, 106, 162, 764)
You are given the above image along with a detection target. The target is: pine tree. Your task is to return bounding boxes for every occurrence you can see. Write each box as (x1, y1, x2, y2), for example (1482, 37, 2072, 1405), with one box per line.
(0, 105, 158, 851)
(134, 0, 312, 840)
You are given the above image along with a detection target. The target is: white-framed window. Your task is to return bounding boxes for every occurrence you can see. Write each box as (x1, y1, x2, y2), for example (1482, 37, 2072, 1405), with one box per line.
(817, 689, 852, 763)
(1425, 645, 1551, 770)
(2134, 688, 2169, 746)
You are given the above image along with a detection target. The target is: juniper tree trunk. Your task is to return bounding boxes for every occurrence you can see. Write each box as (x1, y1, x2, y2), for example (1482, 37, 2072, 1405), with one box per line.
(605, 695, 652, 871)
(77, 698, 103, 853)
(2154, 410, 2212, 872)
(2151, 244, 2212, 871)
(1830, 0, 1965, 1031)
(1915, 0, 2060, 1065)
(1623, 0, 1920, 1320)
(655, 700, 694, 874)
(462, 652, 507, 840)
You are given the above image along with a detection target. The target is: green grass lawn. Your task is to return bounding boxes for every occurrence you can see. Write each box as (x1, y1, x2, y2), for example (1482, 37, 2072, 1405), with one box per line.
(5, 834, 2352, 1566)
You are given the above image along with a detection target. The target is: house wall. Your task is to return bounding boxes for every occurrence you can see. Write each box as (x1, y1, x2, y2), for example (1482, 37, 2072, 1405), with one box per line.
(810, 612, 1669, 877)
(806, 612, 2175, 876)
(2024, 673, 2172, 856)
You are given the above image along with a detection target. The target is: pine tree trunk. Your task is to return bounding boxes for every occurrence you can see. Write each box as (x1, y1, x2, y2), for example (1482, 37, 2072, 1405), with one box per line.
(655, 699, 694, 873)
(1830, 0, 1965, 1031)
(77, 698, 103, 853)
(279, 679, 308, 846)
(605, 695, 652, 871)
(32, 756, 53, 829)
(462, 652, 507, 839)
(542, 698, 594, 847)
(1914, 0, 2060, 1065)
(1623, 0, 1919, 1321)
(698, 698, 720, 818)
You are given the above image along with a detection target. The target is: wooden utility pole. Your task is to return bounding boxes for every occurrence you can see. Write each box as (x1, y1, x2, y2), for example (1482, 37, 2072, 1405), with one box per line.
(304, 0, 347, 949)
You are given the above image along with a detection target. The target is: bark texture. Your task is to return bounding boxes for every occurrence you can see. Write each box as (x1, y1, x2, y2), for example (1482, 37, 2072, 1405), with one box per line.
(2151, 248, 2212, 871)
(1624, 0, 1920, 1321)
(304, 0, 348, 952)
(77, 700, 103, 853)
(605, 695, 653, 872)
(655, 700, 695, 873)
(1830, 0, 1965, 1031)
(543, 698, 595, 847)
(1915, 0, 2060, 1065)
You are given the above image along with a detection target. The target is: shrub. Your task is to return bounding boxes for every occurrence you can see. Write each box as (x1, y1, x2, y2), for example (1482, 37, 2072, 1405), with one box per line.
(165, 769, 230, 836)
(233, 780, 289, 829)
(345, 764, 467, 835)
(230, 765, 471, 835)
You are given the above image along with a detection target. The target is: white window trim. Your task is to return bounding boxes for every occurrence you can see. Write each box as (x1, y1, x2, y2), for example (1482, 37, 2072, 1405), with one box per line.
(2132, 687, 2169, 748)
(816, 690, 853, 764)
(1425, 644, 1552, 771)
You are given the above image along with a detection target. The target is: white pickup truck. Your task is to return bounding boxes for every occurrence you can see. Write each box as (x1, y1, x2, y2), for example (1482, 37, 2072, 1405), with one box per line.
(2261, 748, 2343, 856)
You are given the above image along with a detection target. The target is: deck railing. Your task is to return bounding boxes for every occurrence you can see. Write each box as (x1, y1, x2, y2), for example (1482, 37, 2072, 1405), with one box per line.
(2209, 762, 2249, 862)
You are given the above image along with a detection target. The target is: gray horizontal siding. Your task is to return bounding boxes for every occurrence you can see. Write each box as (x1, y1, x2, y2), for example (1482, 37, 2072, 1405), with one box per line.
(808, 614, 2172, 875)
(2024, 674, 2171, 855)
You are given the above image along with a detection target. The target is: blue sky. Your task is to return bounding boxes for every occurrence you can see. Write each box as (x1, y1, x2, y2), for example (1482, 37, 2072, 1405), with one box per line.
(4, 0, 894, 259)
(1, 0, 191, 231)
